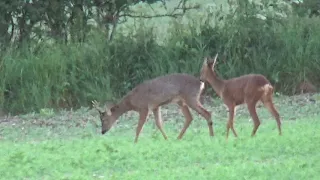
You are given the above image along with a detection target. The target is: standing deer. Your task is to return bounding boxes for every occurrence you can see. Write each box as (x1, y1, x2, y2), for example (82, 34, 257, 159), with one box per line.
(92, 73, 214, 143)
(199, 53, 281, 139)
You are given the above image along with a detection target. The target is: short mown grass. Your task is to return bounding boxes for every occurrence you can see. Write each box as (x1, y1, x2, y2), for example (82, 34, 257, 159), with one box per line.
(0, 94, 319, 179)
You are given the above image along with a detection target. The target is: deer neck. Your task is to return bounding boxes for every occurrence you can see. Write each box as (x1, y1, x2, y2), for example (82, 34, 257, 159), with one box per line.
(207, 72, 225, 97)
(113, 99, 132, 119)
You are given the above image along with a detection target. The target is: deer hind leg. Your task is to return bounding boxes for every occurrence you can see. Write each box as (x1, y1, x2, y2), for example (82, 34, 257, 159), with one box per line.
(225, 102, 238, 139)
(186, 98, 214, 137)
(261, 96, 282, 136)
(152, 107, 168, 140)
(134, 109, 149, 143)
(247, 101, 261, 136)
(245, 90, 265, 137)
(177, 102, 194, 139)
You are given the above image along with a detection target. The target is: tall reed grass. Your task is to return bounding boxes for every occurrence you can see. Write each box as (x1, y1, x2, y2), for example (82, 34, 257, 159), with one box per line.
(1, 1, 319, 114)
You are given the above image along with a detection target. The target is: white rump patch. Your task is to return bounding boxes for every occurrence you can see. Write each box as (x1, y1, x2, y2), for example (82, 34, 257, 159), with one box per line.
(261, 84, 272, 95)
(200, 82, 205, 91)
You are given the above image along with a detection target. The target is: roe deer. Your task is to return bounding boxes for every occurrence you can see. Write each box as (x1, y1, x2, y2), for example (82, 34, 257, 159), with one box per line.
(92, 73, 214, 143)
(199, 53, 281, 139)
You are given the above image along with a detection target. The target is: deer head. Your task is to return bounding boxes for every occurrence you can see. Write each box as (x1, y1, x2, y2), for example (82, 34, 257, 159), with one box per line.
(200, 53, 219, 82)
(92, 100, 118, 134)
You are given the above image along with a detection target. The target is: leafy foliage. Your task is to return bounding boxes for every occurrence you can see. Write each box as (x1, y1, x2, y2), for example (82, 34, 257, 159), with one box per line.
(0, 0, 320, 114)
(291, 0, 320, 17)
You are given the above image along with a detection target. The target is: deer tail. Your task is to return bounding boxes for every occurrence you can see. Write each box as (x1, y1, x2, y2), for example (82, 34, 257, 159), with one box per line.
(261, 84, 274, 102)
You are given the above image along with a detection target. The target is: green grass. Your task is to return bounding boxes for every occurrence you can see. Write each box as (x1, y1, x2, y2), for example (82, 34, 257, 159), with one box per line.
(0, 94, 320, 179)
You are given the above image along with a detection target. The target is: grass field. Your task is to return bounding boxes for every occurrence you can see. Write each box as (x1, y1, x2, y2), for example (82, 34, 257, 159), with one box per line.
(0, 93, 319, 179)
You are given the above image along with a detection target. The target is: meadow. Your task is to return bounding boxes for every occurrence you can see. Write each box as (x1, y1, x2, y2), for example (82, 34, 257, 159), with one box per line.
(1, 0, 320, 179)
(1, 93, 319, 179)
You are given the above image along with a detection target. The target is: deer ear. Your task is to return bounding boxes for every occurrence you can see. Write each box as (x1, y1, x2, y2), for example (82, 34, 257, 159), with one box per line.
(106, 104, 119, 116)
(204, 57, 213, 68)
(203, 57, 208, 66)
(105, 103, 114, 116)
(106, 109, 112, 116)
(105, 107, 112, 116)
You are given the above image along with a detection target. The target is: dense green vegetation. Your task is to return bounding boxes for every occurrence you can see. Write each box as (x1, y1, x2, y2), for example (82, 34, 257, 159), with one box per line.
(0, 0, 319, 114)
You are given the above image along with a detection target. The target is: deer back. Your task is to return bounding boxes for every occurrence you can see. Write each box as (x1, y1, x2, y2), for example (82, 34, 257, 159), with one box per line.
(222, 74, 271, 104)
(128, 73, 204, 108)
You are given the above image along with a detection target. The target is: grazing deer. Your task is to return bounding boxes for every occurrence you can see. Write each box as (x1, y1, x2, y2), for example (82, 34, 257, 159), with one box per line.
(199, 53, 281, 139)
(92, 73, 214, 143)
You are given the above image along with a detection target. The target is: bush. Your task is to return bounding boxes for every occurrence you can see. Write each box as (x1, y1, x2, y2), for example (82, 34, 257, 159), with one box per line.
(170, 0, 320, 93)
(1, 0, 320, 114)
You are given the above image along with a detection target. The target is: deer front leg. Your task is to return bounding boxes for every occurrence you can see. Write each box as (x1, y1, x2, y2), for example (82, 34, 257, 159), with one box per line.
(177, 104, 193, 139)
(153, 107, 168, 140)
(134, 109, 149, 143)
(226, 103, 238, 139)
(187, 100, 214, 137)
